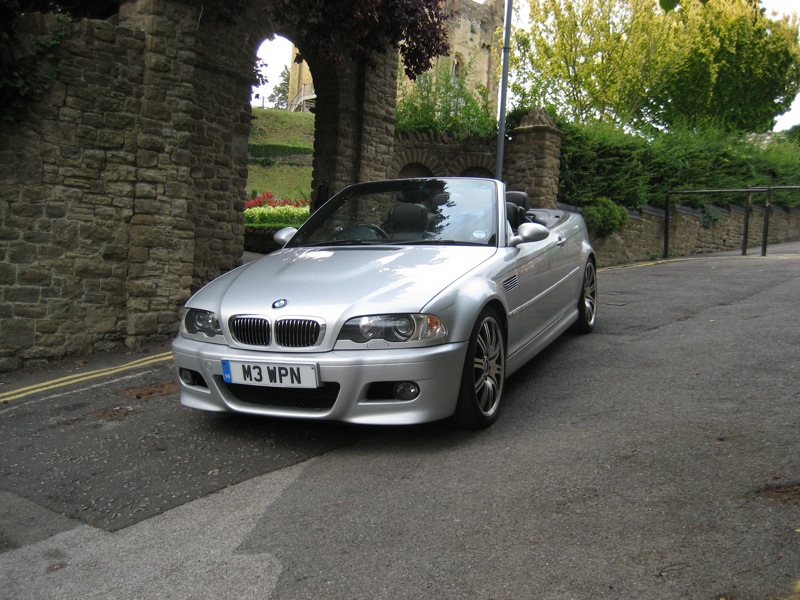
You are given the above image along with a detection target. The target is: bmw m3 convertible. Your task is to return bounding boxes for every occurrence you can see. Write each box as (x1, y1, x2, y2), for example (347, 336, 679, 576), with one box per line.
(172, 178, 596, 428)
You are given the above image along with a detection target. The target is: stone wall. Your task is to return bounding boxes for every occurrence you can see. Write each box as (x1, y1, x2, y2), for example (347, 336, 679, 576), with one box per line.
(503, 110, 564, 209)
(391, 130, 495, 177)
(587, 204, 800, 267)
(0, 13, 146, 371)
(0, 1, 400, 372)
(391, 109, 565, 209)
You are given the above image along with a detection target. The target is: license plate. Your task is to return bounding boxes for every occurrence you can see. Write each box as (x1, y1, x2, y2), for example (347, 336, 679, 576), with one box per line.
(222, 360, 319, 388)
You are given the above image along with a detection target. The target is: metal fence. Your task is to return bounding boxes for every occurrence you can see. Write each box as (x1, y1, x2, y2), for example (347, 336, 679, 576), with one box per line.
(663, 186, 800, 259)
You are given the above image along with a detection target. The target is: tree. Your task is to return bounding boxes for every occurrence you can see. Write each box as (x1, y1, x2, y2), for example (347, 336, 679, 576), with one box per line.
(267, 65, 290, 109)
(396, 58, 497, 138)
(257, 0, 450, 79)
(5, 0, 450, 79)
(650, 0, 800, 132)
(511, 0, 800, 133)
(511, 0, 684, 129)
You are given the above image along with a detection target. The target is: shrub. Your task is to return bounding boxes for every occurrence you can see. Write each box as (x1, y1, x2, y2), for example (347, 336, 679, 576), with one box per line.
(558, 120, 652, 210)
(1, 14, 66, 122)
(558, 120, 800, 211)
(246, 191, 310, 210)
(244, 205, 309, 227)
(582, 197, 629, 238)
(243, 191, 310, 227)
(396, 59, 497, 140)
(248, 143, 313, 158)
(784, 124, 800, 146)
(699, 206, 722, 229)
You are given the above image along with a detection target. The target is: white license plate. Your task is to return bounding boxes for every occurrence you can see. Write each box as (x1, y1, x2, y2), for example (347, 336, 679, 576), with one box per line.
(222, 360, 319, 388)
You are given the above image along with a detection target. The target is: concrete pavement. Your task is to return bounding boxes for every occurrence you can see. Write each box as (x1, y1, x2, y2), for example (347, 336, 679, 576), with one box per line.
(1, 242, 799, 599)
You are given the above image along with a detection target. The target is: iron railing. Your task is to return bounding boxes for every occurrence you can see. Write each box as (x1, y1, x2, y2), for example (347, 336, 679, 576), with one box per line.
(663, 186, 800, 258)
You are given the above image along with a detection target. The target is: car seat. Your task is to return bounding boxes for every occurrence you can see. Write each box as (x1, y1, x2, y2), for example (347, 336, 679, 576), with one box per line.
(386, 203, 429, 240)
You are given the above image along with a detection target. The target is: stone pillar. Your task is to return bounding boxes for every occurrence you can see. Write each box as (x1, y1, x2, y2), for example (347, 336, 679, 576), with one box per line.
(503, 109, 564, 208)
(118, 0, 199, 346)
(308, 49, 397, 207)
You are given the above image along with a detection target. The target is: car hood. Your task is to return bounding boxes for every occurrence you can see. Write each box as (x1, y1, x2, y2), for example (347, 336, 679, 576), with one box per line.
(193, 245, 497, 321)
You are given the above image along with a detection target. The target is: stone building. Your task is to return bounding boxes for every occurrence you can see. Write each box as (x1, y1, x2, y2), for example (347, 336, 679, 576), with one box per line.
(287, 0, 504, 112)
(438, 0, 504, 106)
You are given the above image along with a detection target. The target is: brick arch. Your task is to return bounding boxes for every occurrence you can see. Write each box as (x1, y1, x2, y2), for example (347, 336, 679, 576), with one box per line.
(398, 162, 434, 177)
(390, 146, 447, 177)
(452, 155, 495, 177)
(461, 166, 494, 177)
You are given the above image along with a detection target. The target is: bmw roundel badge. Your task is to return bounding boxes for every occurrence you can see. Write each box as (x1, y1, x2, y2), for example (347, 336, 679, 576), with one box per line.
(272, 299, 288, 309)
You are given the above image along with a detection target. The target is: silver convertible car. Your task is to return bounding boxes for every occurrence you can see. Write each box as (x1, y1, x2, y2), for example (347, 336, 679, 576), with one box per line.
(172, 178, 596, 428)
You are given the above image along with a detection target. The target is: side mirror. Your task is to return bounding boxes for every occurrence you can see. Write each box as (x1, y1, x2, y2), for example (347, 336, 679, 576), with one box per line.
(273, 227, 298, 246)
(510, 222, 550, 247)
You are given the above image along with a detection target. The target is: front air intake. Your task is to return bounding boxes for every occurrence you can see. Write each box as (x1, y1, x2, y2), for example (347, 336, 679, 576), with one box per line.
(275, 319, 322, 347)
(229, 316, 271, 346)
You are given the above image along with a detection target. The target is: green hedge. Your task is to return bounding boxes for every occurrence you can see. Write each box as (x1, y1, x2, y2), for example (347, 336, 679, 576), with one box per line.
(244, 205, 309, 227)
(248, 143, 313, 158)
(558, 120, 800, 210)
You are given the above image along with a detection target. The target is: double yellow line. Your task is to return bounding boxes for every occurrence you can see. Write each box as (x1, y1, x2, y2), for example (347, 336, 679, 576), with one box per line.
(0, 351, 173, 404)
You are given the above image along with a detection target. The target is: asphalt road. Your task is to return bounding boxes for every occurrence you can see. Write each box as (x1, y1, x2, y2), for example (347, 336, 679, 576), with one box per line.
(1, 244, 799, 599)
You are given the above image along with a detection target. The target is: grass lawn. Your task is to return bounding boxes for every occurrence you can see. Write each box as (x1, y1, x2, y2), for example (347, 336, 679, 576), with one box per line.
(247, 163, 313, 200)
(250, 108, 314, 147)
(247, 108, 315, 200)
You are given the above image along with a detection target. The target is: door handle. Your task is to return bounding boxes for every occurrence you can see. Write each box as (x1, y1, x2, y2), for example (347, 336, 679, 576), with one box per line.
(556, 235, 567, 247)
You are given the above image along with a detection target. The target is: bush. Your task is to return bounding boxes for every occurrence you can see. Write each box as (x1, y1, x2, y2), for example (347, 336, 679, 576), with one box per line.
(582, 197, 629, 238)
(558, 120, 652, 210)
(246, 191, 310, 209)
(250, 156, 275, 168)
(784, 124, 800, 146)
(244, 191, 310, 227)
(396, 59, 497, 140)
(244, 205, 309, 227)
(1, 13, 66, 122)
(700, 206, 722, 229)
(558, 120, 800, 210)
(248, 143, 313, 159)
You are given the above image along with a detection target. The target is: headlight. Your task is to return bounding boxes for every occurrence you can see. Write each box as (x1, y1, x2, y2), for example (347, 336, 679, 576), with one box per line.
(338, 314, 447, 343)
(180, 308, 223, 340)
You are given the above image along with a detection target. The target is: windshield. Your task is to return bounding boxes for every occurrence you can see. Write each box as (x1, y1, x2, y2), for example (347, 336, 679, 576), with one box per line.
(286, 178, 499, 248)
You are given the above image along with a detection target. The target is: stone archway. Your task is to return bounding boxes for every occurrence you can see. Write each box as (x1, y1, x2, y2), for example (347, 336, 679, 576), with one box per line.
(461, 166, 494, 177)
(0, 0, 400, 371)
(398, 163, 435, 177)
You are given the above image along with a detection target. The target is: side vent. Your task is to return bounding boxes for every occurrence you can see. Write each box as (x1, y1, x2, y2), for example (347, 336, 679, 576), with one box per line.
(502, 275, 519, 292)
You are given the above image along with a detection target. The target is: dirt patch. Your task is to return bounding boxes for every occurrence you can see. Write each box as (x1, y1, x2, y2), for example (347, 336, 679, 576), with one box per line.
(755, 482, 800, 508)
(118, 381, 180, 400)
(90, 406, 138, 421)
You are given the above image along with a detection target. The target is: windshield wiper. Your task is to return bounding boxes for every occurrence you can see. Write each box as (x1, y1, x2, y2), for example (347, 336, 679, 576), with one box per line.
(394, 239, 486, 246)
(300, 239, 391, 247)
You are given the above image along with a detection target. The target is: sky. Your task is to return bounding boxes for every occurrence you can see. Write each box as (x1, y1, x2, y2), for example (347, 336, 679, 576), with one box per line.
(251, 37, 294, 108)
(251, 0, 800, 130)
(762, 0, 800, 130)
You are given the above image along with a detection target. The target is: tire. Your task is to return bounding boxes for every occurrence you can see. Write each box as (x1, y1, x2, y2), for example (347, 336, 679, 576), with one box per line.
(452, 309, 505, 429)
(573, 259, 597, 334)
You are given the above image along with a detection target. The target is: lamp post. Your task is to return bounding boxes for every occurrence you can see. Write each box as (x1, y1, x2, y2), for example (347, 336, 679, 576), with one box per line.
(495, 0, 514, 181)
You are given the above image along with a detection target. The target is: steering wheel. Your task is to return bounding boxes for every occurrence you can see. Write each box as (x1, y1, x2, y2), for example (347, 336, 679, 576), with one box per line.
(330, 223, 389, 241)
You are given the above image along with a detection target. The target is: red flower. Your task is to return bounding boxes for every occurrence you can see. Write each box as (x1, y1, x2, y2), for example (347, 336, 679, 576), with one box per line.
(245, 192, 311, 210)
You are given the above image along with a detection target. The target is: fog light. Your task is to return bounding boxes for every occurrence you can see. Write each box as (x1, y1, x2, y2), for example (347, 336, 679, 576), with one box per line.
(393, 381, 420, 401)
(179, 368, 202, 386)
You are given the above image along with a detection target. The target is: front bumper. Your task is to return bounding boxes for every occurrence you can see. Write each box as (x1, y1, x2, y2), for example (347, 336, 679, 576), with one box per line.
(171, 336, 468, 425)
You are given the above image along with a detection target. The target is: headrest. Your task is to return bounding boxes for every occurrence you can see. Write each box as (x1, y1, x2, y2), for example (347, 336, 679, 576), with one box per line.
(506, 191, 530, 209)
